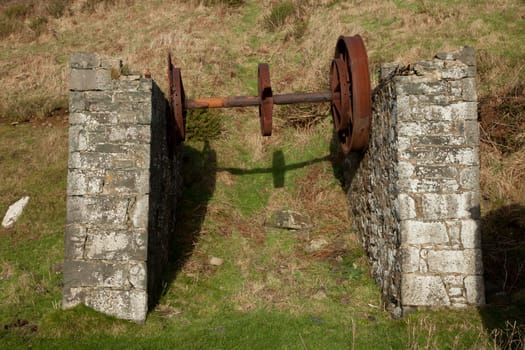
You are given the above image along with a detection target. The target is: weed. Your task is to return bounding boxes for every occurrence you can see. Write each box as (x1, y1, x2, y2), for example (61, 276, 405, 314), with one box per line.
(81, 0, 130, 13)
(185, 110, 223, 141)
(201, 0, 245, 7)
(264, 1, 296, 31)
(0, 15, 21, 38)
(3, 3, 32, 19)
(28, 16, 47, 36)
(0, 93, 67, 122)
(47, 0, 72, 18)
(490, 320, 525, 350)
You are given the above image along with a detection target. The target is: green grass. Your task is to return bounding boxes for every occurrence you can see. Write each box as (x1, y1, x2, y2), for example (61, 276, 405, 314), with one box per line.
(0, 120, 501, 348)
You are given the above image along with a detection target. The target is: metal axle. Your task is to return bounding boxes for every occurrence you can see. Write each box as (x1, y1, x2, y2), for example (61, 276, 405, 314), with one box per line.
(186, 91, 335, 110)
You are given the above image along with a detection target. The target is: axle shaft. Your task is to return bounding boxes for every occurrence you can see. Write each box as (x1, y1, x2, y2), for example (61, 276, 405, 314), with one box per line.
(185, 91, 334, 110)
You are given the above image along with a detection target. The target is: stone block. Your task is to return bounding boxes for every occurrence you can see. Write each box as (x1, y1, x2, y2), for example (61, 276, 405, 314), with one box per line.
(441, 61, 471, 80)
(130, 195, 149, 229)
(427, 249, 483, 274)
(70, 52, 100, 69)
(85, 231, 134, 260)
(68, 196, 130, 226)
(380, 62, 403, 80)
(133, 144, 151, 169)
(397, 162, 415, 178)
(70, 69, 111, 91)
(63, 287, 147, 323)
(87, 176, 104, 194)
(411, 135, 466, 147)
(63, 260, 130, 288)
(460, 219, 481, 248)
(415, 102, 476, 122)
(128, 262, 147, 290)
(87, 112, 118, 125)
(69, 112, 88, 125)
(85, 91, 116, 112)
(459, 165, 479, 190)
(102, 170, 149, 195)
(435, 47, 475, 67)
(116, 111, 138, 124)
(465, 275, 485, 304)
(401, 246, 420, 273)
(402, 274, 450, 306)
(108, 125, 151, 144)
(443, 275, 464, 287)
(420, 193, 475, 220)
(67, 169, 86, 195)
(448, 287, 464, 297)
(397, 120, 463, 137)
(445, 221, 461, 246)
(396, 81, 449, 96)
(461, 78, 477, 102)
(137, 104, 153, 124)
(397, 178, 459, 193)
(395, 194, 417, 220)
(95, 143, 125, 153)
(113, 91, 148, 103)
(401, 221, 448, 244)
(464, 120, 479, 146)
(64, 224, 87, 259)
(70, 92, 86, 113)
(116, 80, 141, 91)
(414, 165, 458, 178)
(399, 146, 479, 166)
(68, 125, 88, 152)
(66, 196, 87, 224)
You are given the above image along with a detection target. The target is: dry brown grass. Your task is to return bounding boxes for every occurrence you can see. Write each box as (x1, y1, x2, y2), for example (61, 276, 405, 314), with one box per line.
(1, 0, 523, 123)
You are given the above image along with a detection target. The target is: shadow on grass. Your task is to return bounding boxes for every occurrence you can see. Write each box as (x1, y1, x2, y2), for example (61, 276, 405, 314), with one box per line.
(218, 150, 331, 188)
(479, 204, 525, 348)
(168, 141, 217, 276)
(146, 94, 218, 310)
(327, 131, 364, 191)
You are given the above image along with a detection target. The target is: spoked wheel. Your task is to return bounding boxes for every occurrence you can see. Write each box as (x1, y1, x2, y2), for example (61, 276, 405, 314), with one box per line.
(168, 53, 186, 143)
(331, 35, 371, 153)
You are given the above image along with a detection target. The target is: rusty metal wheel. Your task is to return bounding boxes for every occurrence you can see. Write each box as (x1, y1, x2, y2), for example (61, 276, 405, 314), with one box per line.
(168, 53, 186, 143)
(332, 35, 371, 153)
(330, 57, 352, 153)
(258, 63, 273, 136)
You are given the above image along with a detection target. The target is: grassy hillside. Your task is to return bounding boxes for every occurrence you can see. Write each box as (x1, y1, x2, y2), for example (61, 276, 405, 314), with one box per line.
(0, 0, 524, 348)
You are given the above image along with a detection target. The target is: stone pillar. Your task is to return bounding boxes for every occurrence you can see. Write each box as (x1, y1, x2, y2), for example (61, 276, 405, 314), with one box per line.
(64, 53, 180, 322)
(346, 47, 484, 317)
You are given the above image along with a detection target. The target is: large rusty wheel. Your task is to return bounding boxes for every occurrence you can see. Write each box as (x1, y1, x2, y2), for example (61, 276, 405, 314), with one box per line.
(168, 53, 186, 143)
(258, 63, 273, 136)
(332, 35, 371, 153)
(330, 57, 352, 153)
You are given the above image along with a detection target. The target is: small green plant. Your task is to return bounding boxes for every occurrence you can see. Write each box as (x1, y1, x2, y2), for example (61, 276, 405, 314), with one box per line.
(185, 110, 223, 141)
(202, 0, 245, 7)
(81, 0, 119, 13)
(264, 1, 296, 31)
(47, 0, 72, 18)
(3, 4, 33, 20)
(0, 15, 22, 39)
(29, 16, 48, 37)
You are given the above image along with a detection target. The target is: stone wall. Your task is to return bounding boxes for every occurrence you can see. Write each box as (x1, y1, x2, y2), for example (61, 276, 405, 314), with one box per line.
(346, 47, 484, 317)
(63, 53, 180, 322)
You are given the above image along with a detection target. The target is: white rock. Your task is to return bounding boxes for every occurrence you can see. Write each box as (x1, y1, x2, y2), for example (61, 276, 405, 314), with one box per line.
(209, 257, 224, 266)
(305, 238, 328, 253)
(2, 196, 30, 228)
